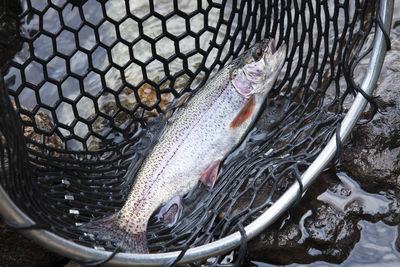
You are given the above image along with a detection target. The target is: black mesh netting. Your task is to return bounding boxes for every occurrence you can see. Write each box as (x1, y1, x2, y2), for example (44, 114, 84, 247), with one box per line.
(0, 0, 388, 266)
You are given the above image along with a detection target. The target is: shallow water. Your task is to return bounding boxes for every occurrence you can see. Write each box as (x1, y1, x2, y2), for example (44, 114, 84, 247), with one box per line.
(254, 221, 400, 266)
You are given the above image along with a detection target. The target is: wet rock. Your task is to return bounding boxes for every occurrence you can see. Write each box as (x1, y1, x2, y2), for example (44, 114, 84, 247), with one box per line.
(340, 59, 400, 194)
(383, 194, 400, 225)
(248, 172, 362, 265)
(0, 220, 66, 267)
(248, 169, 400, 265)
(64, 261, 83, 267)
(340, 13, 400, 195)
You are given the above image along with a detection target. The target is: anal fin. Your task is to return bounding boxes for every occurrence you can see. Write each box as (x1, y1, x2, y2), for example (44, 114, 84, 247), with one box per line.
(157, 195, 183, 226)
(200, 160, 221, 189)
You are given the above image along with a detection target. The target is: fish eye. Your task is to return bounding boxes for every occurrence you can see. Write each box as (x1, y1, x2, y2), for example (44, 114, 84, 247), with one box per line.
(252, 47, 264, 60)
(231, 69, 238, 79)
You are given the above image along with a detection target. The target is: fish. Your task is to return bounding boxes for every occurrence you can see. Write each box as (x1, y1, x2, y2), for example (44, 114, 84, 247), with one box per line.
(81, 39, 287, 253)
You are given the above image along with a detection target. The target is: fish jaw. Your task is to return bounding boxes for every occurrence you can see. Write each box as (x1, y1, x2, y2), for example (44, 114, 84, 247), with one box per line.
(232, 40, 286, 98)
(261, 41, 286, 88)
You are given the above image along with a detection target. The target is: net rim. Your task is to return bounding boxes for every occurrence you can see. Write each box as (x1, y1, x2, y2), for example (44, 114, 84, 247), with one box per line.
(0, 0, 393, 265)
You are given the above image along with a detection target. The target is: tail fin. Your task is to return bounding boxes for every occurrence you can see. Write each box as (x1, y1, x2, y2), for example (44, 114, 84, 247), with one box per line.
(80, 214, 149, 253)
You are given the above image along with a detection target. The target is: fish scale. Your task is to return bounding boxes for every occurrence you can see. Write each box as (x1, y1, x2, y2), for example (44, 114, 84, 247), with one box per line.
(81, 39, 287, 253)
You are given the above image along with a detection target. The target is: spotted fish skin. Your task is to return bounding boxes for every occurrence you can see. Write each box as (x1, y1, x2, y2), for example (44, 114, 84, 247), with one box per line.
(81, 39, 286, 253)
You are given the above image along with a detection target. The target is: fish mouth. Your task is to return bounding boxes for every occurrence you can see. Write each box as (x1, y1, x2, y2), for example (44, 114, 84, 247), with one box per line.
(264, 40, 286, 71)
(270, 39, 276, 54)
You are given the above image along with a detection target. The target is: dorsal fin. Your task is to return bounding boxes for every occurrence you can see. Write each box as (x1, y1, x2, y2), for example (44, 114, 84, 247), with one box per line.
(162, 92, 191, 120)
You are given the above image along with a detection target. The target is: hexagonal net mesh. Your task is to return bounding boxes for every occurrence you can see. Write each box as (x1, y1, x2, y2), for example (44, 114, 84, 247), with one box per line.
(0, 0, 386, 265)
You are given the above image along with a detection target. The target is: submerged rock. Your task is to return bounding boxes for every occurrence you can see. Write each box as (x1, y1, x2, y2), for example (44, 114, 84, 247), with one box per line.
(0, 221, 66, 267)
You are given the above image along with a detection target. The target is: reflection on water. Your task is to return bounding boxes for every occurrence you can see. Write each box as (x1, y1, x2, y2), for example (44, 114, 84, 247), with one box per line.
(346, 221, 400, 266)
(253, 213, 400, 267)
(318, 172, 391, 215)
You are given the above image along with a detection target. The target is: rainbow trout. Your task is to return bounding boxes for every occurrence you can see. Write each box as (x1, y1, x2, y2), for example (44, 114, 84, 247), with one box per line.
(81, 39, 286, 253)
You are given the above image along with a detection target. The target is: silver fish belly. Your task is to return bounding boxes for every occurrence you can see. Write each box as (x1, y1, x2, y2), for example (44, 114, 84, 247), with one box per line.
(81, 39, 286, 253)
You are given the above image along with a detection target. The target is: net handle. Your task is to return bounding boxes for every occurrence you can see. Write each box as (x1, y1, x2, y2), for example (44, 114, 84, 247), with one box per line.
(0, 0, 393, 265)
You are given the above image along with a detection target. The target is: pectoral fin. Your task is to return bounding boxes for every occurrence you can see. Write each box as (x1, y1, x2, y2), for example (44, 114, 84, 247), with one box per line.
(230, 94, 255, 130)
(200, 160, 221, 189)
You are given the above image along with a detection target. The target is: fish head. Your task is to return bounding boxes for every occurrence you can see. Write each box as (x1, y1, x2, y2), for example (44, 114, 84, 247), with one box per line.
(231, 39, 286, 98)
